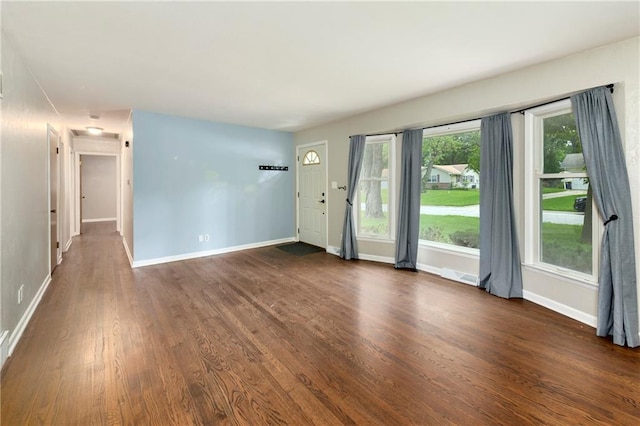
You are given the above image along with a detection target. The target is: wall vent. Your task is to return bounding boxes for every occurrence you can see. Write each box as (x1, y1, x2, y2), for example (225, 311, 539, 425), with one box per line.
(441, 268, 478, 287)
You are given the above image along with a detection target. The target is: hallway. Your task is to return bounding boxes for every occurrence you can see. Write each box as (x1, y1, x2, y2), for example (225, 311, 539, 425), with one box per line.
(1, 223, 639, 425)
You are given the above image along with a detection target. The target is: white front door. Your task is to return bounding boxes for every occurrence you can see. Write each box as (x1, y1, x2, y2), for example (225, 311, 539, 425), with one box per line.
(298, 143, 327, 248)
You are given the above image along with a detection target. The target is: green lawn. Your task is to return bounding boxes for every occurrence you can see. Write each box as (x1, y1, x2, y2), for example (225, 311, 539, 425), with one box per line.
(380, 188, 479, 206)
(542, 195, 579, 212)
(421, 189, 479, 206)
(542, 187, 567, 194)
(541, 222, 592, 273)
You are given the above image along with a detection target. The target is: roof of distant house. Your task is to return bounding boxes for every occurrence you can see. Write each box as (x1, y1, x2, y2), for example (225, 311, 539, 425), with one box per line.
(432, 164, 469, 175)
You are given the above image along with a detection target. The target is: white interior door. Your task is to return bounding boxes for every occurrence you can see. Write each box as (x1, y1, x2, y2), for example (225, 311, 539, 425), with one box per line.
(48, 126, 59, 272)
(298, 143, 327, 248)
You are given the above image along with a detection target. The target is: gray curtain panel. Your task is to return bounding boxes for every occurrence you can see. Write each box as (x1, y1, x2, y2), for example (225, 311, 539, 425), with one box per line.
(479, 113, 523, 298)
(572, 87, 639, 348)
(395, 129, 422, 270)
(340, 135, 366, 260)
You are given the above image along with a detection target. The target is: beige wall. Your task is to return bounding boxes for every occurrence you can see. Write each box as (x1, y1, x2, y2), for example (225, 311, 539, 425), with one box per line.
(1, 33, 60, 365)
(294, 37, 640, 329)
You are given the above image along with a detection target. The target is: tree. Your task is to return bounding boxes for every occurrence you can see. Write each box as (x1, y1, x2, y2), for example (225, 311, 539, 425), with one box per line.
(361, 142, 386, 218)
(421, 130, 481, 191)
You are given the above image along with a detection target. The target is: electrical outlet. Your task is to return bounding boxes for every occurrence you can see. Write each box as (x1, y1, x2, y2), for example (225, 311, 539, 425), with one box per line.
(204, 234, 210, 242)
(198, 235, 204, 243)
(18, 285, 24, 304)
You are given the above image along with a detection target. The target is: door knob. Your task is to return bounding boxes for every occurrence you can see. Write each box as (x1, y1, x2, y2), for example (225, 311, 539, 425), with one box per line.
(319, 199, 325, 204)
(50, 209, 56, 213)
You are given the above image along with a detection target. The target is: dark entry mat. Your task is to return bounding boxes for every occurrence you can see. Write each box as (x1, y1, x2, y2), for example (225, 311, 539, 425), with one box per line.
(277, 242, 325, 256)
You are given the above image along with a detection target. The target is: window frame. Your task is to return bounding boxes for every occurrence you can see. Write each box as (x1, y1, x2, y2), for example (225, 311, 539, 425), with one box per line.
(419, 119, 481, 255)
(355, 134, 396, 242)
(524, 99, 601, 284)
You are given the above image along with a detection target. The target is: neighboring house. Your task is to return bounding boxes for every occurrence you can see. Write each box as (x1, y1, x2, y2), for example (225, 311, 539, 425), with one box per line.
(424, 164, 479, 190)
(560, 153, 589, 190)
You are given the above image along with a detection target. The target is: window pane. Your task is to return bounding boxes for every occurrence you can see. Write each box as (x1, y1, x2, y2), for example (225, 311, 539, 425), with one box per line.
(358, 141, 390, 238)
(539, 178, 592, 274)
(419, 130, 480, 249)
(543, 112, 584, 174)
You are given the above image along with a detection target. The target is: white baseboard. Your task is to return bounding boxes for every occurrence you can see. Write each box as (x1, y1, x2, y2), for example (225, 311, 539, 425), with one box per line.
(358, 253, 395, 264)
(132, 237, 296, 268)
(64, 238, 72, 252)
(325, 245, 396, 265)
(326, 245, 341, 256)
(82, 217, 116, 223)
(122, 237, 134, 267)
(8, 274, 52, 358)
(523, 290, 597, 328)
(416, 263, 441, 276)
(0, 329, 9, 370)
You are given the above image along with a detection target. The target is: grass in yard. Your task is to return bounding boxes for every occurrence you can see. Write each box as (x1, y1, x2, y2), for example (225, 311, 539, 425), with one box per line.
(359, 214, 390, 236)
(380, 188, 479, 206)
(541, 222, 592, 274)
(542, 195, 581, 211)
(421, 189, 479, 206)
(542, 187, 566, 194)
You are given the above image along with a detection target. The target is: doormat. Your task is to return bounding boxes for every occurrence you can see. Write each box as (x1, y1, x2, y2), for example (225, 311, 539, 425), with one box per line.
(276, 242, 325, 256)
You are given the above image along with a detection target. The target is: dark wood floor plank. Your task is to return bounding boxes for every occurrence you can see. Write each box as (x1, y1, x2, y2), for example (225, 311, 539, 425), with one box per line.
(1, 221, 639, 425)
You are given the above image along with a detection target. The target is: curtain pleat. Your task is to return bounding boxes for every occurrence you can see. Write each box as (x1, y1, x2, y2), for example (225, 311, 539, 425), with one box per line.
(340, 135, 366, 260)
(478, 113, 523, 298)
(395, 129, 422, 270)
(572, 86, 639, 347)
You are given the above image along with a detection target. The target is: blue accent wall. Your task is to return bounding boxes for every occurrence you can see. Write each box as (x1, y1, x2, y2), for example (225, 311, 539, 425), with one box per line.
(132, 110, 294, 262)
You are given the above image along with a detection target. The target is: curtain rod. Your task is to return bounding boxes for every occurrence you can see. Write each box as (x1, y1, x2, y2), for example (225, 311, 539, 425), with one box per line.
(350, 83, 614, 138)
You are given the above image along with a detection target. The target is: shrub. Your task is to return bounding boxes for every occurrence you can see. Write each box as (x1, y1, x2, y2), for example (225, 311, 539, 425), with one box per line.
(420, 225, 445, 242)
(449, 230, 479, 248)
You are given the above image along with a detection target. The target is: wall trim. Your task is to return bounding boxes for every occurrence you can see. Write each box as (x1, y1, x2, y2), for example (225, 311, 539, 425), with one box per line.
(8, 275, 52, 358)
(358, 253, 394, 264)
(0, 329, 9, 371)
(523, 289, 597, 328)
(82, 217, 117, 223)
(64, 237, 73, 252)
(132, 237, 296, 268)
(122, 237, 134, 267)
(416, 263, 441, 276)
(326, 245, 341, 256)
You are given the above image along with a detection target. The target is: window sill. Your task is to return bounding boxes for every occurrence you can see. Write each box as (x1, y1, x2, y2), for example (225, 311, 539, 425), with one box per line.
(357, 237, 395, 244)
(522, 263, 598, 290)
(418, 240, 479, 259)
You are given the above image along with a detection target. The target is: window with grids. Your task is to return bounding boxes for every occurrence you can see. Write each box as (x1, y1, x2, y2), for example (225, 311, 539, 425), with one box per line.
(524, 99, 598, 279)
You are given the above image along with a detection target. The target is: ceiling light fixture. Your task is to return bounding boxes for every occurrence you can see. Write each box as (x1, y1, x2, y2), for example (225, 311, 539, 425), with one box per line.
(86, 126, 103, 135)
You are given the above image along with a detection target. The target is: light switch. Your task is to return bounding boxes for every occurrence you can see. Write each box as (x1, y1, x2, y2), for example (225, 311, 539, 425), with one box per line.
(331, 181, 338, 189)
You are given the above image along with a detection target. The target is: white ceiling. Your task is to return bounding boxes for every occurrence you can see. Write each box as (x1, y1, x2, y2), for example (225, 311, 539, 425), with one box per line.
(2, 1, 639, 135)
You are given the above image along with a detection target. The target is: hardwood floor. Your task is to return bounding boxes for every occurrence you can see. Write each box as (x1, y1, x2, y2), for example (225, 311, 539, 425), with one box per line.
(1, 222, 639, 425)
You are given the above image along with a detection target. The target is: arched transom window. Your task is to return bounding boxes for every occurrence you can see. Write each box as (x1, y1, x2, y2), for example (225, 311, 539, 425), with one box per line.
(302, 150, 320, 165)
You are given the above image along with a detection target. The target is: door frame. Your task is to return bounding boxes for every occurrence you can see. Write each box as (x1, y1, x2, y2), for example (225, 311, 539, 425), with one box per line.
(296, 140, 328, 248)
(74, 151, 121, 235)
(47, 124, 60, 272)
